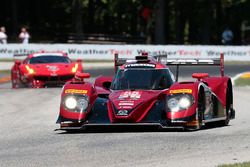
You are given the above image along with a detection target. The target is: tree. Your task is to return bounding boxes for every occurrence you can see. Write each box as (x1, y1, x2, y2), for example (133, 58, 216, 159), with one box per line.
(72, 0, 83, 35)
(154, 0, 166, 44)
(1, 0, 249, 44)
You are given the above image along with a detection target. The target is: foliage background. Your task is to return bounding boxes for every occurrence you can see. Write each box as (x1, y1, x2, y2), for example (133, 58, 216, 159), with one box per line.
(0, 0, 250, 44)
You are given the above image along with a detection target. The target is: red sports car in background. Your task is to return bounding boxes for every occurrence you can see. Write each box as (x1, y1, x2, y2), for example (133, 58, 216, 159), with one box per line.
(56, 53, 235, 131)
(11, 52, 83, 88)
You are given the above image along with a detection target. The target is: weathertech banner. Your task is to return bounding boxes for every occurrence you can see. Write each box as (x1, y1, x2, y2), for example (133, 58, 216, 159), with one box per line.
(1, 44, 250, 60)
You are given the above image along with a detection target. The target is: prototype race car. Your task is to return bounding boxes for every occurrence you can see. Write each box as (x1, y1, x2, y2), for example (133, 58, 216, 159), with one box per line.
(56, 53, 235, 131)
(11, 52, 83, 88)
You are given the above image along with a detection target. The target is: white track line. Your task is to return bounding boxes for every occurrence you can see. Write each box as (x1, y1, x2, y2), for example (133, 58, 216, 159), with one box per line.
(232, 72, 250, 86)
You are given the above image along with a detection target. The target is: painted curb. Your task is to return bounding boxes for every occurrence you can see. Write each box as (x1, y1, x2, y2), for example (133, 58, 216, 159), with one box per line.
(0, 76, 11, 83)
(232, 72, 250, 86)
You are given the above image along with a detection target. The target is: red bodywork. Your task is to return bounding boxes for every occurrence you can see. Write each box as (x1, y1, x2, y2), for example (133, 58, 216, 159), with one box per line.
(11, 52, 83, 88)
(57, 54, 235, 131)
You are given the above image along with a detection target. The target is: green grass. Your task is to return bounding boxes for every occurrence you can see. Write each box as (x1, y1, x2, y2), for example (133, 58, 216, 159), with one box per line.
(224, 61, 250, 65)
(234, 78, 250, 86)
(218, 161, 250, 167)
(0, 58, 15, 62)
(0, 70, 10, 75)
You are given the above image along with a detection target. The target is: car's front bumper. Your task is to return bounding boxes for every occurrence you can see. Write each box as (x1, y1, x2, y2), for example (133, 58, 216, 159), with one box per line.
(57, 121, 191, 131)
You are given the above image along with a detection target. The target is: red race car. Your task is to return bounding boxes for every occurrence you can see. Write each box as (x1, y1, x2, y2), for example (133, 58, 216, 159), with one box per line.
(56, 53, 235, 131)
(11, 52, 83, 88)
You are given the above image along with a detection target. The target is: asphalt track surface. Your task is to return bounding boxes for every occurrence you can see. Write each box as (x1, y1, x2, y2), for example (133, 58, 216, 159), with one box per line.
(0, 66, 250, 167)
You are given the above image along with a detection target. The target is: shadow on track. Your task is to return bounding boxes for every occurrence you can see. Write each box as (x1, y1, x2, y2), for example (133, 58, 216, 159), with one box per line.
(54, 122, 232, 134)
(55, 126, 187, 134)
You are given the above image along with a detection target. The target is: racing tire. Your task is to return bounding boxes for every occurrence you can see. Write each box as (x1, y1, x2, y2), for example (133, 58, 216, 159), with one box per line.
(11, 73, 22, 88)
(218, 84, 232, 126)
(12, 79, 25, 88)
(186, 89, 205, 131)
(11, 71, 27, 88)
(11, 79, 18, 88)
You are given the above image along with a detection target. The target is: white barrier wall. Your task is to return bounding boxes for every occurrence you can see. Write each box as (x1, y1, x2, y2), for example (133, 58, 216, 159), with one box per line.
(1, 44, 250, 60)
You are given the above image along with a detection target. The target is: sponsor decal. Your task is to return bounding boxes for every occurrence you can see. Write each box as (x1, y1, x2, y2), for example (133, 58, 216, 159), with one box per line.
(125, 64, 156, 68)
(50, 73, 58, 76)
(117, 110, 128, 116)
(46, 65, 59, 72)
(65, 89, 88, 94)
(118, 100, 135, 109)
(118, 102, 134, 106)
(120, 106, 133, 109)
(119, 91, 142, 99)
(2, 44, 250, 61)
(170, 89, 192, 94)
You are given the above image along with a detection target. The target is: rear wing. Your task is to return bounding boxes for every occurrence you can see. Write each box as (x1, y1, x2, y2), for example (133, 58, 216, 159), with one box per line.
(114, 52, 151, 72)
(114, 53, 224, 82)
(114, 53, 134, 73)
(154, 53, 224, 81)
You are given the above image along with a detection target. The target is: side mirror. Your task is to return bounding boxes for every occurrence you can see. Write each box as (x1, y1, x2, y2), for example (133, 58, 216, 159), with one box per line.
(192, 73, 209, 81)
(74, 72, 90, 81)
(94, 76, 113, 90)
(15, 60, 21, 66)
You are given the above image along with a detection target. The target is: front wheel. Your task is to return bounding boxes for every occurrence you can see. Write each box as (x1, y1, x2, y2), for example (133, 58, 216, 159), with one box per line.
(186, 90, 205, 131)
(11, 79, 18, 88)
(218, 84, 232, 126)
(11, 75, 23, 88)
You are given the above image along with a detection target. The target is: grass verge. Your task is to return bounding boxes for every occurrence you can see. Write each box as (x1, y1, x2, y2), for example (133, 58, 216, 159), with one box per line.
(0, 70, 10, 75)
(234, 78, 250, 86)
(0, 70, 11, 83)
(0, 58, 14, 62)
(218, 161, 250, 167)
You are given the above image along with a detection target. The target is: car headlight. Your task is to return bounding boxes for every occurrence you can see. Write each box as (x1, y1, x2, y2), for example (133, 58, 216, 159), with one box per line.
(63, 95, 89, 112)
(167, 98, 179, 112)
(76, 98, 88, 111)
(25, 65, 35, 74)
(167, 94, 194, 112)
(179, 96, 191, 108)
(65, 97, 77, 110)
(71, 64, 79, 73)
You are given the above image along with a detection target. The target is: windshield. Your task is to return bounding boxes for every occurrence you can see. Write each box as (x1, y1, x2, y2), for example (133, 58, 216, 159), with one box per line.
(111, 68, 174, 90)
(29, 56, 71, 64)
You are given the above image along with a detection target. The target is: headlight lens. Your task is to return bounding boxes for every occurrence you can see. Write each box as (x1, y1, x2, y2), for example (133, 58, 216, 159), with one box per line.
(167, 94, 194, 112)
(179, 96, 191, 108)
(65, 97, 77, 110)
(167, 98, 179, 112)
(63, 95, 89, 112)
(76, 98, 88, 111)
(71, 64, 79, 73)
(25, 65, 35, 74)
